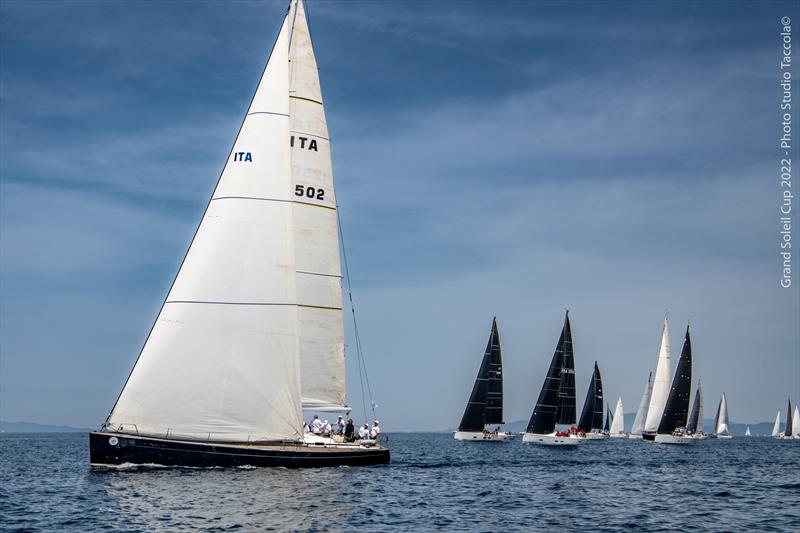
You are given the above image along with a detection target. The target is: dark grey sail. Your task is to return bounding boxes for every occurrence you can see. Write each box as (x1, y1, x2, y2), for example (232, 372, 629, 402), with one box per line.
(713, 398, 721, 435)
(458, 318, 503, 432)
(555, 312, 577, 425)
(785, 398, 793, 437)
(604, 404, 611, 432)
(526, 312, 570, 434)
(577, 362, 603, 432)
(686, 384, 702, 433)
(657, 326, 692, 434)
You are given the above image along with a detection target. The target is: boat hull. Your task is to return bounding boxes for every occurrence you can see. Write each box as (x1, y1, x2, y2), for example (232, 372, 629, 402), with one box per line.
(582, 431, 607, 440)
(716, 434, 734, 440)
(522, 432, 583, 446)
(453, 431, 515, 441)
(627, 434, 643, 439)
(608, 433, 628, 439)
(89, 432, 390, 468)
(654, 434, 693, 444)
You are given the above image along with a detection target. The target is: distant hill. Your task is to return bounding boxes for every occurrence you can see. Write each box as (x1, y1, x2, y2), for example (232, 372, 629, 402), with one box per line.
(0, 421, 91, 433)
(499, 414, 774, 436)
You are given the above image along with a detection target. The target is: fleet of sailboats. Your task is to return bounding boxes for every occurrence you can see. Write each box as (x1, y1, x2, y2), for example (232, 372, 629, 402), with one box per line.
(90, 0, 389, 468)
(454, 319, 514, 441)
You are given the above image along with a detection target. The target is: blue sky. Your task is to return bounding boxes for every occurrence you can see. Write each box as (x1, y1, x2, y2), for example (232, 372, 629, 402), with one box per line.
(1, 0, 798, 431)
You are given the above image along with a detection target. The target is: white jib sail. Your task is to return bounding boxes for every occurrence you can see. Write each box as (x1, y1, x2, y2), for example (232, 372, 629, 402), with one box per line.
(106, 14, 306, 443)
(644, 318, 672, 433)
(289, 0, 347, 412)
(717, 393, 730, 435)
(630, 372, 653, 435)
(609, 396, 625, 435)
(793, 406, 800, 437)
(772, 411, 781, 437)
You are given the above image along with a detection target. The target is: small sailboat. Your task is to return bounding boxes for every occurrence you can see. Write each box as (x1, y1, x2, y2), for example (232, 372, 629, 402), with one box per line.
(609, 396, 627, 438)
(577, 362, 606, 439)
(714, 393, 733, 439)
(771, 411, 782, 438)
(781, 398, 795, 440)
(686, 382, 707, 439)
(454, 318, 514, 441)
(628, 372, 653, 439)
(89, 0, 389, 468)
(652, 326, 693, 444)
(642, 317, 673, 440)
(523, 311, 583, 445)
(745, 426, 752, 437)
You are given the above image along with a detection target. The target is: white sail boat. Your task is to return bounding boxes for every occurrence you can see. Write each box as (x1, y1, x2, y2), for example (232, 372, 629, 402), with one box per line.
(714, 393, 733, 439)
(792, 405, 800, 439)
(629, 372, 653, 439)
(608, 396, 626, 438)
(89, 0, 389, 468)
(771, 411, 782, 438)
(745, 426, 752, 437)
(642, 317, 672, 441)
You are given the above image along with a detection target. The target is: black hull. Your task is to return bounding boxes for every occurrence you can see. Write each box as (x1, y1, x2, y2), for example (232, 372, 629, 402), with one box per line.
(642, 433, 656, 441)
(89, 432, 389, 468)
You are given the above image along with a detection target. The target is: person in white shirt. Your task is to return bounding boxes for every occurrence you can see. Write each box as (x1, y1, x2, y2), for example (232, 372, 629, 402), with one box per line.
(303, 422, 310, 434)
(310, 415, 323, 435)
(358, 424, 369, 440)
(370, 420, 381, 439)
(322, 420, 332, 437)
(335, 416, 345, 436)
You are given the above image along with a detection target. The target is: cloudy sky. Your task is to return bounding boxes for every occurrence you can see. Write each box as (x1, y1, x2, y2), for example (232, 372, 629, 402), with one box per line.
(1, 0, 798, 431)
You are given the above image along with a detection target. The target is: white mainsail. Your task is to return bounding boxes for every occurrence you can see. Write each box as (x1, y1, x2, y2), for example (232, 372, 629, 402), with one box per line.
(105, 0, 348, 442)
(793, 406, 800, 437)
(643, 318, 672, 433)
(630, 372, 653, 436)
(716, 393, 730, 436)
(609, 396, 625, 435)
(288, 0, 347, 412)
(771, 411, 781, 437)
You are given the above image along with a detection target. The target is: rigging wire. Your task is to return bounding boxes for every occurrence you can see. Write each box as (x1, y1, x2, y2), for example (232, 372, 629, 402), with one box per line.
(337, 209, 377, 426)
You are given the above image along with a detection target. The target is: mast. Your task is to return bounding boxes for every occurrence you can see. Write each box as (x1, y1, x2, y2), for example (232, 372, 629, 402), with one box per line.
(657, 325, 692, 434)
(526, 312, 569, 434)
(772, 411, 781, 437)
(609, 396, 625, 435)
(577, 362, 603, 432)
(644, 317, 672, 433)
(555, 312, 577, 425)
(458, 319, 501, 432)
(630, 372, 653, 436)
(686, 382, 702, 433)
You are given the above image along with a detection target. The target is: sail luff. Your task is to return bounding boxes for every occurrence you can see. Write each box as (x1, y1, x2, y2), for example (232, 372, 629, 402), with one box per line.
(526, 312, 569, 434)
(657, 326, 692, 434)
(630, 372, 653, 436)
(609, 396, 625, 435)
(458, 319, 498, 431)
(644, 318, 672, 433)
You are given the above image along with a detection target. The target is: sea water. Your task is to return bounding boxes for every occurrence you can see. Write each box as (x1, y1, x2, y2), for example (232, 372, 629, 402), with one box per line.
(1, 432, 798, 532)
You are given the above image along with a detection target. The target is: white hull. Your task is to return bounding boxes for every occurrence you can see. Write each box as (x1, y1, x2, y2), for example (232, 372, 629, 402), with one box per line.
(716, 434, 733, 439)
(522, 432, 583, 446)
(691, 433, 708, 440)
(654, 434, 693, 444)
(583, 431, 607, 440)
(608, 433, 628, 439)
(628, 434, 643, 439)
(454, 431, 515, 441)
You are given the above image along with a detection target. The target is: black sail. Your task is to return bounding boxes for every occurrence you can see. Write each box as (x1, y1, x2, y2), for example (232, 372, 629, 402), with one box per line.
(604, 404, 611, 432)
(578, 362, 604, 431)
(555, 312, 577, 425)
(713, 398, 721, 435)
(458, 318, 502, 432)
(658, 325, 692, 434)
(484, 319, 504, 425)
(786, 398, 793, 437)
(687, 385, 702, 433)
(526, 312, 570, 434)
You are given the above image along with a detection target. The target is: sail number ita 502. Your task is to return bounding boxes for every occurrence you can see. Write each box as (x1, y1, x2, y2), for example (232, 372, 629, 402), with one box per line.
(295, 185, 324, 201)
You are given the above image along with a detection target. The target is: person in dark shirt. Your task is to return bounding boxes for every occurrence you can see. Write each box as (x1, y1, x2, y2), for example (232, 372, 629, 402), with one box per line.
(344, 418, 355, 442)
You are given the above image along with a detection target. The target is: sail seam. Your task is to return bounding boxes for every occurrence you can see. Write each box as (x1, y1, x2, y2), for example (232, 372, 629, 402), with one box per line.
(296, 270, 342, 278)
(165, 300, 341, 311)
(211, 196, 336, 211)
(247, 111, 290, 117)
(290, 130, 329, 140)
(290, 95, 323, 105)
